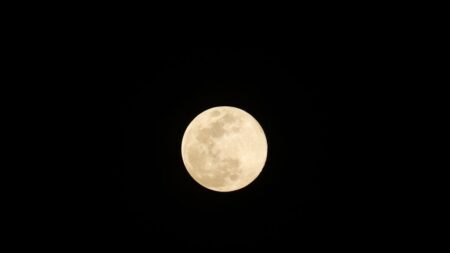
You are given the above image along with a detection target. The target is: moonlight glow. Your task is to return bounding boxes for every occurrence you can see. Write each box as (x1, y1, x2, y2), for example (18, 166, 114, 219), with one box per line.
(181, 106, 268, 192)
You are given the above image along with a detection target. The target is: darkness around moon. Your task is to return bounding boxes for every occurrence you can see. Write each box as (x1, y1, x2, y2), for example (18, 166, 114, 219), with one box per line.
(71, 47, 332, 250)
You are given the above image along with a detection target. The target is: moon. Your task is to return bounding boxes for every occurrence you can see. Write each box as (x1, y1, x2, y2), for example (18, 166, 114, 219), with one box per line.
(181, 106, 268, 192)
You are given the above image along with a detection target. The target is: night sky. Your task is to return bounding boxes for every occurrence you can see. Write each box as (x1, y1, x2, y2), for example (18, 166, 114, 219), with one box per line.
(77, 48, 329, 249)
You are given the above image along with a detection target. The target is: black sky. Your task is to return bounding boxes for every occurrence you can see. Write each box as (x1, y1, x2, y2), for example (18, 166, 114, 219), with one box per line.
(74, 48, 330, 249)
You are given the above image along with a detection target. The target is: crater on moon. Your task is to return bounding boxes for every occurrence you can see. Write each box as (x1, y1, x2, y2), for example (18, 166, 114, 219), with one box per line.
(181, 106, 267, 192)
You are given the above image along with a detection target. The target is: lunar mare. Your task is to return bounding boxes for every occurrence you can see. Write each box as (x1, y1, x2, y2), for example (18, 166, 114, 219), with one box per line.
(181, 106, 267, 192)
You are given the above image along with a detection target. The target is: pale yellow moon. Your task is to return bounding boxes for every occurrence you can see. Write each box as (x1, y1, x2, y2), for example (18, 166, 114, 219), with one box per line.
(181, 106, 268, 192)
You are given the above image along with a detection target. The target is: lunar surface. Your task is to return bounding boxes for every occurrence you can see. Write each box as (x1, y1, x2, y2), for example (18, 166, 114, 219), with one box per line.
(181, 106, 268, 192)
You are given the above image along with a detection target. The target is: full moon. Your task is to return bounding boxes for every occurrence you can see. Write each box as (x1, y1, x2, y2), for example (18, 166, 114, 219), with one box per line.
(181, 106, 268, 192)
